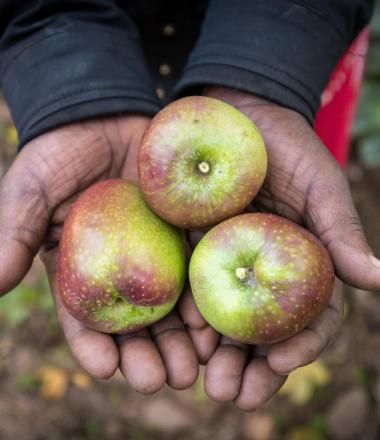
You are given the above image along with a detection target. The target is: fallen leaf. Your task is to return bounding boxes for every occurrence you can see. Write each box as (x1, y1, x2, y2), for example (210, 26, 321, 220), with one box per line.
(37, 366, 68, 400)
(243, 412, 275, 440)
(141, 398, 195, 433)
(192, 367, 208, 405)
(5, 125, 18, 146)
(279, 360, 331, 405)
(71, 371, 92, 389)
(286, 427, 325, 440)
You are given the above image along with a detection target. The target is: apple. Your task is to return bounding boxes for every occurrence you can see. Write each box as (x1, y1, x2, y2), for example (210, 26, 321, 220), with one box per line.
(189, 213, 334, 344)
(138, 96, 267, 229)
(58, 179, 186, 334)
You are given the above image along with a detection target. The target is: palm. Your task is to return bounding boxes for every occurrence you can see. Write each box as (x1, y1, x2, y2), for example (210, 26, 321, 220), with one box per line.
(249, 109, 323, 224)
(0, 115, 199, 392)
(205, 87, 378, 287)
(37, 116, 146, 251)
(205, 88, 325, 222)
(179, 87, 380, 410)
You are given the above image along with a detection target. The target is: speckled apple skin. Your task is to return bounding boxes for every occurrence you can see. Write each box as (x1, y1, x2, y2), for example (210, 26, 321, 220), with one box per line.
(138, 96, 267, 229)
(189, 213, 334, 344)
(58, 180, 186, 334)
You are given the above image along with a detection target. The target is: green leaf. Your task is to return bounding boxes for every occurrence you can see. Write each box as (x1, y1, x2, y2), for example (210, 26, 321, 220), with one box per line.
(357, 134, 380, 168)
(354, 82, 380, 137)
(310, 415, 328, 435)
(353, 366, 371, 389)
(279, 360, 331, 405)
(16, 372, 40, 392)
(366, 42, 380, 78)
(370, 2, 380, 38)
(0, 290, 30, 326)
(0, 275, 53, 327)
(287, 427, 326, 440)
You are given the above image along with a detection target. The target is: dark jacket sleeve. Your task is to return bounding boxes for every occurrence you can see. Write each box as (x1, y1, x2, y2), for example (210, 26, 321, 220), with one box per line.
(0, 0, 161, 147)
(174, 0, 375, 123)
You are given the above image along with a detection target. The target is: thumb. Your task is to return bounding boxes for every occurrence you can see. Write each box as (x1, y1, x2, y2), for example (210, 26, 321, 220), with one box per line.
(0, 149, 49, 294)
(306, 165, 380, 291)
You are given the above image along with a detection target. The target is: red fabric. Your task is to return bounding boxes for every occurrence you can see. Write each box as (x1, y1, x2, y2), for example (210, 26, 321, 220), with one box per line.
(314, 28, 370, 168)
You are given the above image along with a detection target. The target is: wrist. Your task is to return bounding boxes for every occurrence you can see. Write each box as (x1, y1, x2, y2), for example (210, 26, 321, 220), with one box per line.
(203, 86, 307, 127)
(117, 115, 151, 182)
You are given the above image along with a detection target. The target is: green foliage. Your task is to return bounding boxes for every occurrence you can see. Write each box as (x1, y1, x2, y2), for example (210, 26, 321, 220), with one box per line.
(354, 82, 380, 138)
(16, 372, 40, 392)
(310, 415, 328, 435)
(354, 2, 380, 167)
(83, 419, 103, 439)
(366, 42, 380, 77)
(371, 1, 380, 38)
(192, 369, 209, 406)
(287, 426, 326, 440)
(279, 360, 331, 406)
(353, 366, 371, 389)
(357, 134, 380, 167)
(0, 274, 53, 327)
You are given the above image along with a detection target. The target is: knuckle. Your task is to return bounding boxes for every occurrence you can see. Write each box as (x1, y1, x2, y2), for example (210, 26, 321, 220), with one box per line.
(151, 326, 185, 342)
(321, 310, 343, 348)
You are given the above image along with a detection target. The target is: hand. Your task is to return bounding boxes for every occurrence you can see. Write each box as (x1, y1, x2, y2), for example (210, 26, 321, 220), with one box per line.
(180, 86, 380, 410)
(0, 115, 198, 393)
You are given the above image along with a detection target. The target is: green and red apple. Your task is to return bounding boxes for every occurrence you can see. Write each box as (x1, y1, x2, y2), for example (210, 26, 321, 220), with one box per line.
(138, 96, 267, 229)
(58, 180, 186, 334)
(189, 213, 334, 344)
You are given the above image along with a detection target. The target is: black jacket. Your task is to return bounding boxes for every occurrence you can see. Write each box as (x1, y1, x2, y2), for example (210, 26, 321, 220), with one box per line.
(0, 0, 375, 147)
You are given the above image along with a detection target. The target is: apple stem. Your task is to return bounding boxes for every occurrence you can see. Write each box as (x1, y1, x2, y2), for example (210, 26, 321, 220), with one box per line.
(235, 267, 249, 282)
(198, 161, 210, 174)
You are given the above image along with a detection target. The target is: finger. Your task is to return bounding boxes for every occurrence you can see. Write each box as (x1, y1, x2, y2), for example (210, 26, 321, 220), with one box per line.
(189, 325, 220, 364)
(150, 311, 199, 390)
(58, 300, 119, 379)
(204, 337, 250, 402)
(267, 279, 344, 375)
(305, 153, 380, 290)
(178, 288, 208, 329)
(0, 149, 50, 294)
(116, 329, 167, 394)
(234, 358, 287, 411)
(43, 252, 119, 379)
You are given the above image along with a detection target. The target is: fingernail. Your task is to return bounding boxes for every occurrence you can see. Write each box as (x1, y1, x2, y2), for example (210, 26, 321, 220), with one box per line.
(370, 255, 380, 269)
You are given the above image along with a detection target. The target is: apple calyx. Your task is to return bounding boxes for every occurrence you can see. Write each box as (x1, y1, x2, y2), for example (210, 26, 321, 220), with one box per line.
(235, 267, 256, 286)
(235, 267, 248, 280)
(197, 161, 210, 174)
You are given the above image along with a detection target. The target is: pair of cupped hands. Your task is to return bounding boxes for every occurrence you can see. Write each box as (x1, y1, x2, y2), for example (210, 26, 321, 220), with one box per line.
(1, 87, 379, 411)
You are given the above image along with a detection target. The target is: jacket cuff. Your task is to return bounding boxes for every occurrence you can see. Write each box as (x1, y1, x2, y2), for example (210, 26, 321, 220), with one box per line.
(0, 25, 161, 147)
(174, 0, 366, 123)
(174, 64, 316, 124)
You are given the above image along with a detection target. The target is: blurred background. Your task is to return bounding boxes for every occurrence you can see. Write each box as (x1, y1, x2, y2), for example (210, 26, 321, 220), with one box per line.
(1, 5, 380, 440)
